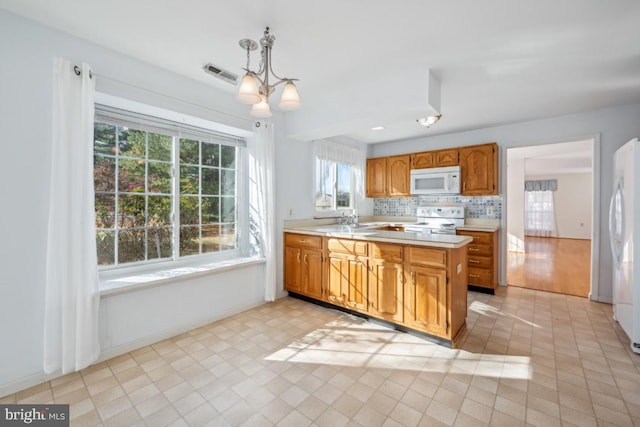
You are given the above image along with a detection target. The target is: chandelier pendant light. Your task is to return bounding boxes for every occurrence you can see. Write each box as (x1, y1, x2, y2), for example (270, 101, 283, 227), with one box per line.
(237, 26, 301, 117)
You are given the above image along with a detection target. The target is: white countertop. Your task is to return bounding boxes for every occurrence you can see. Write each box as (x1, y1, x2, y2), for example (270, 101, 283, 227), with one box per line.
(284, 224, 472, 249)
(457, 224, 500, 232)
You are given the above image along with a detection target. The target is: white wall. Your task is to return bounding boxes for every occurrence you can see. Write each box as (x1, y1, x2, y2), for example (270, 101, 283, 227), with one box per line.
(0, 10, 274, 395)
(371, 103, 640, 302)
(507, 157, 525, 252)
(526, 173, 593, 239)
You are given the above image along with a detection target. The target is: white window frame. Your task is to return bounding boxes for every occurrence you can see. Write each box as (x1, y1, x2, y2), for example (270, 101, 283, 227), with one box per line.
(94, 96, 252, 276)
(314, 158, 355, 214)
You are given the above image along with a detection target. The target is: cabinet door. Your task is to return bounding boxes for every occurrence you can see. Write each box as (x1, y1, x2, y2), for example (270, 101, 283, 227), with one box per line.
(302, 249, 324, 299)
(405, 265, 448, 337)
(366, 158, 387, 198)
(326, 253, 368, 312)
(435, 149, 459, 167)
(459, 143, 498, 195)
(387, 155, 411, 197)
(284, 246, 302, 292)
(411, 152, 434, 169)
(369, 260, 403, 322)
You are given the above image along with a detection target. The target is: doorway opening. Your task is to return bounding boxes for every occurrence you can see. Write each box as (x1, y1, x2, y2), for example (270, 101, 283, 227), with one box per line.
(506, 139, 595, 298)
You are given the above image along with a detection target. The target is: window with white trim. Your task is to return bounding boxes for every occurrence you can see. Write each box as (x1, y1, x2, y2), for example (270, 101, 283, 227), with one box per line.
(94, 105, 246, 268)
(313, 139, 365, 213)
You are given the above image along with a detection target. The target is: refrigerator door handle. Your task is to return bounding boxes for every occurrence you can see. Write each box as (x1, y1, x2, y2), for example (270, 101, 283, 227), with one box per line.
(609, 178, 625, 268)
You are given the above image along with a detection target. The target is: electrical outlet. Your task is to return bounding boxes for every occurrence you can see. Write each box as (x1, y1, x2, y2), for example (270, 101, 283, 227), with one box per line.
(486, 207, 495, 216)
(405, 206, 411, 215)
(288, 208, 293, 216)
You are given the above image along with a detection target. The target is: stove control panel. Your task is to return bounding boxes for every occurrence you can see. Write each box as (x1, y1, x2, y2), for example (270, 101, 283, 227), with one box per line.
(416, 205, 465, 219)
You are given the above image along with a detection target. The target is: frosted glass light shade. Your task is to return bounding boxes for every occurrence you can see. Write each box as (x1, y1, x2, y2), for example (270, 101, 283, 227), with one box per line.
(279, 81, 301, 110)
(237, 74, 261, 104)
(250, 95, 272, 117)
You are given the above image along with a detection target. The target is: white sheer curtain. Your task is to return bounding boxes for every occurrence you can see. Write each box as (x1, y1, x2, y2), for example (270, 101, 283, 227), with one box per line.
(249, 121, 276, 301)
(43, 59, 100, 374)
(313, 139, 366, 197)
(524, 190, 557, 237)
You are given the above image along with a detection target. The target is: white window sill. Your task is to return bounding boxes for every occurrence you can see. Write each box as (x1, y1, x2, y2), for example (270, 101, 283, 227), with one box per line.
(99, 256, 265, 297)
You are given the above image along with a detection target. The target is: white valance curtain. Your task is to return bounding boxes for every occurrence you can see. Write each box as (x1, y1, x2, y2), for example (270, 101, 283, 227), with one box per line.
(313, 139, 366, 196)
(43, 58, 100, 374)
(249, 121, 276, 301)
(524, 179, 557, 237)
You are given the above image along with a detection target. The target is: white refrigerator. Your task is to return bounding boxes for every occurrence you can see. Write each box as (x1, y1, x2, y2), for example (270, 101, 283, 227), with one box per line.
(610, 138, 640, 354)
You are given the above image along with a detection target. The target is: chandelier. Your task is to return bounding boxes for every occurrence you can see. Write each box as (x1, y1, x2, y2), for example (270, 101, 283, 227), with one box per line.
(236, 26, 301, 118)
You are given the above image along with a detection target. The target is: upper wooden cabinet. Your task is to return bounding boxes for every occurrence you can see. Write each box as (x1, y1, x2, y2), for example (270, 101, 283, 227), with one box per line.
(411, 148, 459, 169)
(458, 142, 498, 195)
(366, 155, 410, 198)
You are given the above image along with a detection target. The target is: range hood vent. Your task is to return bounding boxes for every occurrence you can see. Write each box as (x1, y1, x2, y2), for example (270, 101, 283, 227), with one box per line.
(203, 63, 238, 85)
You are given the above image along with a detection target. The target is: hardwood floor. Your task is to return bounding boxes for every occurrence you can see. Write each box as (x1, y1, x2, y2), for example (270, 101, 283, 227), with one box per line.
(507, 236, 591, 297)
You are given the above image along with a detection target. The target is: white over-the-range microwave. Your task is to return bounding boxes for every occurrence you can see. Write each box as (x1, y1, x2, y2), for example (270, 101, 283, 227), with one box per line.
(410, 166, 461, 195)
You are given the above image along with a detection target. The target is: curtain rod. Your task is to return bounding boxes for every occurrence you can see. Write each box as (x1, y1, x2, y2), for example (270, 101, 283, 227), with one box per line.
(73, 64, 254, 125)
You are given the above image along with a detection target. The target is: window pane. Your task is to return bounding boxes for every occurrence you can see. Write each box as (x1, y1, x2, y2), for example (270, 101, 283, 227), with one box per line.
(180, 226, 200, 256)
(148, 196, 171, 225)
(315, 158, 335, 211)
(96, 231, 115, 265)
(220, 224, 237, 250)
(148, 162, 172, 194)
(202, 168, 220, 195)
(221, 146, 236, 168)
(94, 123, 117, 155)
(95, 194, 116, 228)
(202, 142, 219, 167)
(120, 129, 146, 159)
(119, 159, 146, 192)
(180, 139, 199, 164)
(221, 197, 235, 222)
(202, 225, 220, 253)
(118, 195, 145, 228)
(202, 197, 219, 224)
(180, 195, 199, 226)
(337, 163, 352, 208)
(119, 228, 145, 263)
(221, 169, 235, 196)
(180, 166, 199, 194)
(147, 226, 172, 260)
(148, 133, 172, 161)
(94, 157, 116, 192)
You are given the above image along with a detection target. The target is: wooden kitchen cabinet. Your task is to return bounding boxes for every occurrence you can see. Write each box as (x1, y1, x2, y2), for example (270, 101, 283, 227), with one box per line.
(456, 229, 499, 293)
(326, 238, 368, 311)
(368, 243, 404, 323)
(404, 247, 449, 336)
(366, 155, 411, 197)
(459, 142, 498, 195)
(284, 233, 324, 299)
(411, 148, 459, 169)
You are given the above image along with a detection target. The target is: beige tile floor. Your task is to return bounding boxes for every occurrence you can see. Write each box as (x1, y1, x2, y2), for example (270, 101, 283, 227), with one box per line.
(2, 287, 640, 426)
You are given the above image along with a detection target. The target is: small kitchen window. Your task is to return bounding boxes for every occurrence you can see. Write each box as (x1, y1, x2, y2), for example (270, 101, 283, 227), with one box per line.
(313, 139, 365, 214)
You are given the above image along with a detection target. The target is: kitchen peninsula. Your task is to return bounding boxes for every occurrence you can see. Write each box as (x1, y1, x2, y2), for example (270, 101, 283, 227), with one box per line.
(283, 223, 472, 347)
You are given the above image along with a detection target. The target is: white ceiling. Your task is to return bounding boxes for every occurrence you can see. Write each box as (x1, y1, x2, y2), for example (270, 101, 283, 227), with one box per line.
(3, 1, 640, 144)
(508, 139, 593, 176)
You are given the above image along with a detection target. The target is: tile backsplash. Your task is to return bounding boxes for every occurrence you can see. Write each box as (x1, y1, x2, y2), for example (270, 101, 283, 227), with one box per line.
(373, 195, 503, 219)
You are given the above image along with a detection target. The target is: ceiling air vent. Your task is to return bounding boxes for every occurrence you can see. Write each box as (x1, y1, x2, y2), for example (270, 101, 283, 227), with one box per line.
(203, 63, 238, 85)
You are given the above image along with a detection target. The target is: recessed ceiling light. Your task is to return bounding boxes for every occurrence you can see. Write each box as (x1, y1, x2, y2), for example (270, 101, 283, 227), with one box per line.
(371, 126, 385, 131)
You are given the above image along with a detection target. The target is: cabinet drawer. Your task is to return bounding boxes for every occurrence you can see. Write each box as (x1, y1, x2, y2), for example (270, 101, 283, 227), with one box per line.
(467, 244, 492, 257)
(408, 247, 446, 268)
(457, 230, 492, 245)
(285, 233, 322, 249)
(468, 255, 492, 268)
(370, 243, 403, 262)
(327, 238, 368, 256)
(468, 267, 492, 286)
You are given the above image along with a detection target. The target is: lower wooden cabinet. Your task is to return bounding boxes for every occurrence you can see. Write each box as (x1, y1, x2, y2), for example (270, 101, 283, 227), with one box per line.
(456, 229, 499, 292)
(284, 233, 469, 347)
(284, 233, 324, 299)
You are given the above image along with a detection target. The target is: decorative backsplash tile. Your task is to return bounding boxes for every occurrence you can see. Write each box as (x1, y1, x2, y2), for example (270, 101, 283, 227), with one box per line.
(373, 195, 503, 219)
